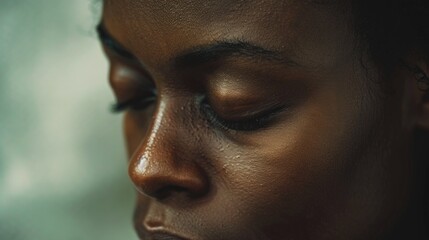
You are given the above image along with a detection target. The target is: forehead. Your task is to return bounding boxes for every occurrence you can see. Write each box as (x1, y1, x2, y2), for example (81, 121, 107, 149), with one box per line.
(103, 0, 339, 22)
(104, 0, 292, 20)
(103, 0, 300, 37)
(102, 0, 349, 70)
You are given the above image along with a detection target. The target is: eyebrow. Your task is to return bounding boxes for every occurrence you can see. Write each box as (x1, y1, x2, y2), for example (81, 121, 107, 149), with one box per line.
(173, 40, 299, 68)
(96, 24, 135, 59)
(96, 23, 299, 68)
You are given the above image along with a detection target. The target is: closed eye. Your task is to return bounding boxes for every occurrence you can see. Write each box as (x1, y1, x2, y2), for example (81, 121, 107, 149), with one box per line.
(200, 97, 286, 131)
(111, 89, 157, 113)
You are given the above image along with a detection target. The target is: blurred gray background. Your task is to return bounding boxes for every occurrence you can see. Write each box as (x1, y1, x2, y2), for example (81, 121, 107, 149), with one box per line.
(0, 0, 136, 239)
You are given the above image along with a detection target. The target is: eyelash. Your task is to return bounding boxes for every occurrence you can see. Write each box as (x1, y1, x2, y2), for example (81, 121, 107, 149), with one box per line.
(200, 98, 284, 131)
(110, 91, 283, 131)
(111, 90, 157, 113)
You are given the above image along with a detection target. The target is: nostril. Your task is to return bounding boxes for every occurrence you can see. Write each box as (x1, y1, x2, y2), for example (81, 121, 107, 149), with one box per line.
(154, 185, 188, 200)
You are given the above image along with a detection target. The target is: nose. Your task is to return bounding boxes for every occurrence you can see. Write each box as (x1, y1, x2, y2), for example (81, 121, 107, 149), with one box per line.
(128, 105, 209, 200)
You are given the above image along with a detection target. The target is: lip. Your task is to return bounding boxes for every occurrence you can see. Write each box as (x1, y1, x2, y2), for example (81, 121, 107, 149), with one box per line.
(139, 230, 190, 240)
(135, 209, 195, 240)
(148, 232, 188, 240)
(137, 226, 191, 240)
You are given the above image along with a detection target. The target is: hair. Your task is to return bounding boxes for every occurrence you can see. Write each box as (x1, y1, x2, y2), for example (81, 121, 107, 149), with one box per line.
(352, 0, 429, 71)
(352, 0, 429, 229)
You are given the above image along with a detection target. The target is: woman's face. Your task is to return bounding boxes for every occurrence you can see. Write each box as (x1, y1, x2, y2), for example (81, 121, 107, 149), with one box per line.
(100, 0, 415, 239)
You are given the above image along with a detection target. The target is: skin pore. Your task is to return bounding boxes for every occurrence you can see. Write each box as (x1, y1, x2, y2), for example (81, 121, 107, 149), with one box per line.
(98, 0, 428, 239)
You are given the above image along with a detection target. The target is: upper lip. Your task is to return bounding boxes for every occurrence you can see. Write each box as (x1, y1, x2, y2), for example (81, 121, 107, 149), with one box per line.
(147, 231, 188, 240)
(138, 226, 191, 240)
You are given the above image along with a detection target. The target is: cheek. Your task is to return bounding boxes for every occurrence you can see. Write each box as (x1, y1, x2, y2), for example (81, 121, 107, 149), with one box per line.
(215, 84, 373, 232)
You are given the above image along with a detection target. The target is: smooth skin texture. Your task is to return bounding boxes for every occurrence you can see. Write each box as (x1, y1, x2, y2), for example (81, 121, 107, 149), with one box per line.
(99, 0, 429, 239)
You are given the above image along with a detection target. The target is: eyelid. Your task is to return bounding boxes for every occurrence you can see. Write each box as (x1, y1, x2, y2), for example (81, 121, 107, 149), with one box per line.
(200, 97, 287, 131)
(111, 97, 156, 113)
(111, 89, 157, 113)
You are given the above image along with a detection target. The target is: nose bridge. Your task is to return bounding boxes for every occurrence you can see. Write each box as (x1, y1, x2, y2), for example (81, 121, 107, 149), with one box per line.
(128, 101, 209, 199)
(130, 101, 169, 175)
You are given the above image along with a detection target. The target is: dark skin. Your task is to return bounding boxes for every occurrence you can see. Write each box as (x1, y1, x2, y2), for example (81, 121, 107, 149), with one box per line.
(99, 0, 429, 239)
